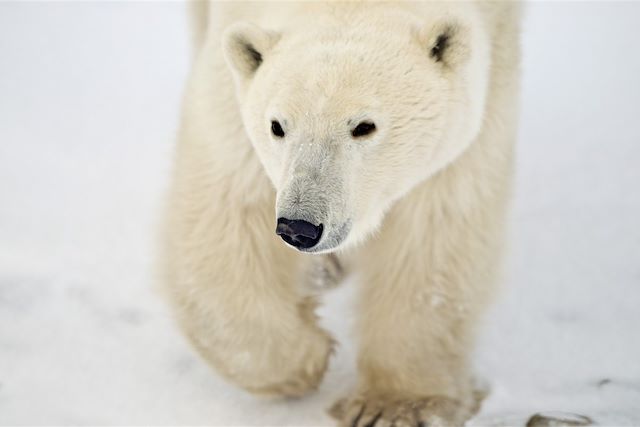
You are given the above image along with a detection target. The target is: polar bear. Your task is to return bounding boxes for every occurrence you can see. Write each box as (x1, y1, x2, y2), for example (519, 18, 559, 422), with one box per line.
(163, 1, 521, 425)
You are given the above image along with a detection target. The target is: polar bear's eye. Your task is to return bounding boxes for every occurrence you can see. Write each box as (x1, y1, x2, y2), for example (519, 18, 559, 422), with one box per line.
(271, 120, 285, 138)
(351, 121, 376, 138)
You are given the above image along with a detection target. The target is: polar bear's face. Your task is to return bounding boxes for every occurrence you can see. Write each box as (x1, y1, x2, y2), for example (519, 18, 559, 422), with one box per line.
(223, 6, 490, 253)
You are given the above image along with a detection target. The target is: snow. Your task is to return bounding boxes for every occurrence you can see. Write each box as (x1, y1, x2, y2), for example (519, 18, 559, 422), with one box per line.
(1, 2, 639, 425)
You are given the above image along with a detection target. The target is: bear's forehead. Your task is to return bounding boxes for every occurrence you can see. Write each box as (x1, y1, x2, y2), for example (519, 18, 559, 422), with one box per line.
(269, 42, 428, 106)
(273, 61, 381, 110)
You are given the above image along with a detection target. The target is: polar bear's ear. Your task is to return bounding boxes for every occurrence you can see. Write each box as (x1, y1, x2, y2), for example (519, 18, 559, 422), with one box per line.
(223, 22, 280, 80)
(421, 20, 471, 68)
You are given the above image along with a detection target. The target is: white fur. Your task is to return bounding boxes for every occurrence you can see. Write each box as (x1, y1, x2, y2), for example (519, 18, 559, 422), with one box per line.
(162, 2, 521, 425)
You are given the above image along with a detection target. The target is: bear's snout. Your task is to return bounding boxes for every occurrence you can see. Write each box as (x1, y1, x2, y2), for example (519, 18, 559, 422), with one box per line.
(276, 218, 323, 249)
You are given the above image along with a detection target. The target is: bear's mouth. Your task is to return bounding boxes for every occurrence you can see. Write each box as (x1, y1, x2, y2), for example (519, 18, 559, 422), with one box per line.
(293, 220, 352, 254)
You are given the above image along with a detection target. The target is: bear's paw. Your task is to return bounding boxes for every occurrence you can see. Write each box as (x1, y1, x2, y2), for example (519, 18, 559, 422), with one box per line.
(329, 393, 476, 427)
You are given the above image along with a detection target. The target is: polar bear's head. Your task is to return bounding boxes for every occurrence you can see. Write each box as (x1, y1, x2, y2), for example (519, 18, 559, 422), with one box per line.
(223, 4, 490, 253)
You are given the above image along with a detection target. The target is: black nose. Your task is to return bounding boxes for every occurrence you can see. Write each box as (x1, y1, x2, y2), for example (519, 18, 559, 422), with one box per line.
(276, 218, 323, 249)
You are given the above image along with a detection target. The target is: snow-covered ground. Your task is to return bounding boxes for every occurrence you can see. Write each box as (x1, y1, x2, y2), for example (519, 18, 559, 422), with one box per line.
(1, 2, 639, 425)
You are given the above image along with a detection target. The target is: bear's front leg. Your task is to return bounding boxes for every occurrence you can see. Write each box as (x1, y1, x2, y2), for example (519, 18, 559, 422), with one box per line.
(331, 197, 500, 426)
(164, 187, 334, 398)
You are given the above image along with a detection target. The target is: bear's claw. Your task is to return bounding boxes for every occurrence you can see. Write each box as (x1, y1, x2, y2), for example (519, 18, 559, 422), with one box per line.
(329, 394, 473, 427)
